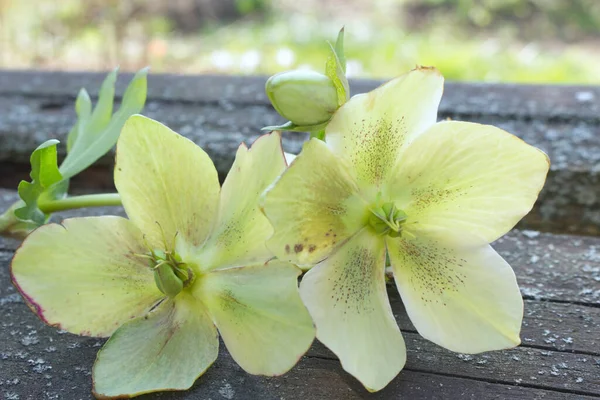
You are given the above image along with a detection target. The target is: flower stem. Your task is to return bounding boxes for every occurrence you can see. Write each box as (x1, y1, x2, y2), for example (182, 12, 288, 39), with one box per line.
(309, 130, 326, 141)
(38, 193, 122, 214)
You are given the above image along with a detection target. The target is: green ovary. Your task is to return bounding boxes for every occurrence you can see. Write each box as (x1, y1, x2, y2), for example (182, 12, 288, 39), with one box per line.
(148, 248, 195, 298)
(367, 202, 407, 237)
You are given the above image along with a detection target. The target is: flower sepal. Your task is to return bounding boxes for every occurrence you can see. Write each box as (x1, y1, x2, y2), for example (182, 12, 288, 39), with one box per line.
(324, 28, 349, 107)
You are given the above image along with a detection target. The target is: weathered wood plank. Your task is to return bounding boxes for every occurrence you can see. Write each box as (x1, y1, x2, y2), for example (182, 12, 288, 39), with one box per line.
(2, 190, 599, 306)
(307, 332, 600, 396)
(1, 189, 599, 398)
(1, 255, 598, 399)
(1, 102, 598, 235)
(2, 91, 599, 172)
(1, 70, 600, 120)
(0, 71, 599, 234)
(1, 68, 599, 398)
(1, 189, 599, 357)
(391, 297, 600, 357)
(496, 231, 600, 305)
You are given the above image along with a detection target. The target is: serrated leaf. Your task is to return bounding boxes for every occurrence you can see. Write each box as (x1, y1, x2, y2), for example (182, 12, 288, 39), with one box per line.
(15, 140, 65, 225)
(59, 67, 148, 179)
(325, 42, 349, 107)
(261, 120, 329, 133)
(334, 27, 346, 73)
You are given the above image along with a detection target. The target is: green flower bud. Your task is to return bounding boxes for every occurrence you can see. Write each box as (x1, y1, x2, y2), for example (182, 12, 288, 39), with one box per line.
(266, 70, 339, 126)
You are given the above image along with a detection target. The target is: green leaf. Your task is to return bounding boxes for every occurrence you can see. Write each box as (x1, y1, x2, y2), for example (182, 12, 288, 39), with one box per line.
(325, 41, 349, 107)
(66, 68, 118, 154)
(261, 120, 329, 133)
(59, 67, 148, 179)
(14, 140, 65, 225)
(334, 27, 346, 73)
(89, 68, 118, 134)
(66, 88, 92, 152)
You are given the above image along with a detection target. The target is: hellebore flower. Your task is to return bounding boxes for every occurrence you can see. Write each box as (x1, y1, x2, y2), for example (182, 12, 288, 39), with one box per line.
(262, 67, 549, 391)
(11, 116, 315, 398)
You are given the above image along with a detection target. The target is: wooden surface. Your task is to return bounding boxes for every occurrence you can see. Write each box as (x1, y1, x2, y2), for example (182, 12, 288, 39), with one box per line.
(0, 70, 600, 235)
(0, 189, 599, 399)
(0, 70, 599, 399)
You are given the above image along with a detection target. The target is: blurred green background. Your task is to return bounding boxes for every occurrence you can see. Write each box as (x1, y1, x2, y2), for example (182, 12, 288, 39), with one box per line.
(1, 0, 599, 83)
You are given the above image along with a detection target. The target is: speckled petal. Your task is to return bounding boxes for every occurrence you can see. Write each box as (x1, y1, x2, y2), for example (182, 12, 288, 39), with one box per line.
(195, 132, 287, 271)
(325, 67, 443, 192)
(93, 294, 218, 398)
(299, 229, 405, 392)
(11, 216, 162, 337)
(387, 234, 523, 353)
(262, 138, 368, 267)
(387, 121, 549, 244)
(115, 115, 220, 253)
(194, 261, 315, 375)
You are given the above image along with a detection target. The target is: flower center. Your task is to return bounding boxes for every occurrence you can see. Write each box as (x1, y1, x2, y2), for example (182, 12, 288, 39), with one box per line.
(367, 202, 407, 237)
(148, 248, 194, 298)
(136, 225, 196, 298)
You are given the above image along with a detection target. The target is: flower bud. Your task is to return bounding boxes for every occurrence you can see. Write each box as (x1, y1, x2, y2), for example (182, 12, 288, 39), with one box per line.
(266, 70, 339, 126)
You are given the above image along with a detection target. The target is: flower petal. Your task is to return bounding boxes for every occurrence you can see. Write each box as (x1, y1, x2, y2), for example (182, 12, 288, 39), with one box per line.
(93, 294, 219, 398)
(195, 132, 287, 271)
(262, 138, 368, 266)
(389, 121, 549, 243)
(387, 234, 523, 353)
(300, 229, 405, 392)
(115, 115, 220, 252)
(11, 216, 162, 337)
(325, 67, 443, 190)
(194, 261, 315, 375)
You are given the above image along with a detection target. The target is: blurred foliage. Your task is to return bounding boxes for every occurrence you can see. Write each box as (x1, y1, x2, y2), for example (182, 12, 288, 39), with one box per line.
(0, 0, 599, 83)
(410, 0, 600, 40)
(235, 0, 270, 14)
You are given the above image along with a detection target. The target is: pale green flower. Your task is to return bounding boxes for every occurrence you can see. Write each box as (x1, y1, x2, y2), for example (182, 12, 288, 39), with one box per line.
(11, 116, 315, 398)
(262, 67, 549, 391)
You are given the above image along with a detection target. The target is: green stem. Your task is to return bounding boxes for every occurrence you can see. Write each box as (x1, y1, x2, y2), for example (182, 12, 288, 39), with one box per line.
(38, 193, 122, 213)
(309, 130, 326, 141)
